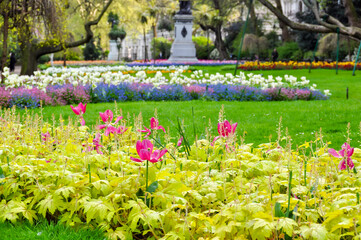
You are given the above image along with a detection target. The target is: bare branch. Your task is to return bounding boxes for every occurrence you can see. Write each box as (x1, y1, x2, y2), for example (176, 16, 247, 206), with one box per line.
(258, 0, 361, 40)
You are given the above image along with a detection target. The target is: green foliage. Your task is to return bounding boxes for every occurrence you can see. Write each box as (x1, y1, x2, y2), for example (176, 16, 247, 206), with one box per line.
(317, 33, 358, 61)
(1, 106, 361, 239)
(107, 12, 120, 27)
(108, 27, 126, 41)
(192, 36, 214, 59)
(277, 42, 302, 60)
(0, 219, 107, 240)
(265, 31, 281, 50)
(37, 55, 50, 64)
(157, 18, 173, 32)
(83, 39, 101, 61)
(151, 37, 172, 59)
(54, 49, 81, 61)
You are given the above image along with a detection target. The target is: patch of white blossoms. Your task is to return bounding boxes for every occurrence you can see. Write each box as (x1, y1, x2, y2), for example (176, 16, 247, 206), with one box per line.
(1, 66, 331, 96)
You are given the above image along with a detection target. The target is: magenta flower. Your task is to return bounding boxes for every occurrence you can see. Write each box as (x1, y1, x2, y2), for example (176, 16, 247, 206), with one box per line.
(328, 143, 355, 170)
(114, 126, 128, 135)
(150, 117, 166, 132)
(211, 120, 238, 146)
(98, 110, 123, 136)
(93, 133, 103, 154)
(41, 132, 51, 143)
(70, 103, 87, 126)
(130, 139, 168, 163)
(177, 136, 183, 147)
(70, 103, 86, 115)
(218, 120, 237, 137)
(138, 126, 152, 137)
(138, 117, 165, 137)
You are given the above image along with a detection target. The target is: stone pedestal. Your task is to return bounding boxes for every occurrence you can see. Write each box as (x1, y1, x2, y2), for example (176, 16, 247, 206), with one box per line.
(168, 14, 198, 63)
(108, 40, 119, 61)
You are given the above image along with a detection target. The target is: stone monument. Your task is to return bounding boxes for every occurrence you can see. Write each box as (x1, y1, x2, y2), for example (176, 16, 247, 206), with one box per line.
(168, 0, 198, 62)
(108, 40, 119, 61)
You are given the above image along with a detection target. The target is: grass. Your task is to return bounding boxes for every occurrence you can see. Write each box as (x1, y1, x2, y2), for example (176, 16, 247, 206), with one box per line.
(0, 220, 106, 240)
(3, 66, 361, 236)
(19, 67, 361, 148)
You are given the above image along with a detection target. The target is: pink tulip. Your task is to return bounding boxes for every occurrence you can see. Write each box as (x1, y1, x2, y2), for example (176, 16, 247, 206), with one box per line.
(328, 143, 355, 170)
(98, 110, 123, 136)
(130, 139, 167, 163)
(177, 136, 183, 147)
(138, 117, 165, 138)
(218, 120, 237, 137)
(70, 103, 87, 115)
(114, 126, 128, 135)
(211, 120, 238, 146)
(70, 103, 87, 126)
(138, 127, 152, 137)
(150, 117, 166, 132)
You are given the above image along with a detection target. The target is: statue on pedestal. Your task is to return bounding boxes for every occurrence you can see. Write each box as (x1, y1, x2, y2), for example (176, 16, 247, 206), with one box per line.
(177, 0, 192, 15)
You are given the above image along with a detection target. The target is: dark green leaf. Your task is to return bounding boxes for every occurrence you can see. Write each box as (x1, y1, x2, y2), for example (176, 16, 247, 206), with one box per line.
(274, 202, 284, 217)
(0, 167, 5, 178)
(136, 188, 145, 197)
(147, 181, 158, 193)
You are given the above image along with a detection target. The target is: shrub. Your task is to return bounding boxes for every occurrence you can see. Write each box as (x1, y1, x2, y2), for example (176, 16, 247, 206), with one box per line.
(151, 37, 172, 59)
(38, 55, 50, 64)
(0, 87, 10, 108)
(83, 39, 101, 60)
(277, 42, 301, 60)
(192, 36, 214, 59)
(47, 85, 91, 105)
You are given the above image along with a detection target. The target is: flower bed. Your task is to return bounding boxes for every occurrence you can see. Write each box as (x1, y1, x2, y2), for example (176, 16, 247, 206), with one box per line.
(238, 61, 361, 71)
(1, 67, 329, 108)
(0, 107, 360, 239)
(127, 59, 237, 66)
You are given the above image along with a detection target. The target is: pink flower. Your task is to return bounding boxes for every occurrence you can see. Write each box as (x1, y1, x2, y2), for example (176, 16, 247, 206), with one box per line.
(114, 126, 128, 135)
(211, 120, 238, 146)
(177, 136, 183, 147)
(150, 117, 166, 132)
(130, 139, 168, 163)
(70, 103, 87, 115)
(138, 117, 165, 138)
(138, 126, 152, 137)
(98, 110, 123, 136)
(93, 133, 103, 154)
(41, 132, 51, 143)
(328, 143, 355, 170)
(218, 120, 237, 137)
(70, 103, 87, 126)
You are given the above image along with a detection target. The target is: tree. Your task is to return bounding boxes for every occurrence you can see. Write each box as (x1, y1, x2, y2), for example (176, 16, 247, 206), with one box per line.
(258, 0, 361, 41)
(274, 0, 291, 42)
(194, 0, 244, 60)
(1, 0, 113, 76)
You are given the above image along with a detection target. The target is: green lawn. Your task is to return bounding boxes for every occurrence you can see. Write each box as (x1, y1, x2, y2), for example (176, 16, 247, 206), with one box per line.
(0, 220, 106, 240)
(3, 66, 361, 238)
(19, 67, 361, 148)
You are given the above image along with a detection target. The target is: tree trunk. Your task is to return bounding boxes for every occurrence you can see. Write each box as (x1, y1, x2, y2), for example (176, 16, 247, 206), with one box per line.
(152, 24, 157, 38)
(20, 42, 38, 76)
(275, 0, 291, 42)
(143, 28, 148, 61)
(1, 10, 9, 83)
(249, 3, 259, 35)
(214, 26, 228, 60)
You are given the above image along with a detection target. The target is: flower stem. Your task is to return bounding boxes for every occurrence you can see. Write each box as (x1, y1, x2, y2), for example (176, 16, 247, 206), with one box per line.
(145, 160, 149, 204)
